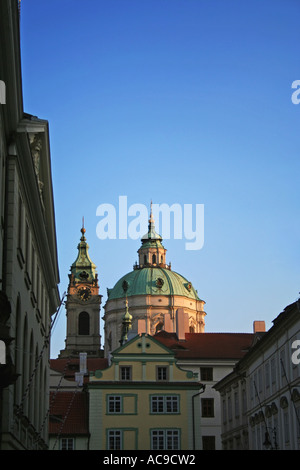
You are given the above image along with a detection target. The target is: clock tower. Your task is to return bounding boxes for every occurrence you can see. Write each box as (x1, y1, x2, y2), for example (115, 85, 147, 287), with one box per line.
(59, 224, 103, 358)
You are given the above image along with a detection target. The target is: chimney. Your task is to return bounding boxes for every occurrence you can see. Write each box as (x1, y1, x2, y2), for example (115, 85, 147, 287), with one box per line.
(253, 321, 266, 333)
(176, 308, 189, 340)
(164, 313, 172, 333)
(79, 352, 87, 374)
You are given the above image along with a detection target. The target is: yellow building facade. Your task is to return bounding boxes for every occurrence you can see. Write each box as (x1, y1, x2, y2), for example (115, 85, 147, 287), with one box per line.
(88, 333, 204, 450)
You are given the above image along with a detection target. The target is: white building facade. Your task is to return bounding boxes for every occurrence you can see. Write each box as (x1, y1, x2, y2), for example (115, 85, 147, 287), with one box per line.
(0, 0, 60, 449)
(215, 300, 300, 450)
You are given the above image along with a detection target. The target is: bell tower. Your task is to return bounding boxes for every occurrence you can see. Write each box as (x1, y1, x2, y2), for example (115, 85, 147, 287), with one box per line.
(59, 223, 102, 358)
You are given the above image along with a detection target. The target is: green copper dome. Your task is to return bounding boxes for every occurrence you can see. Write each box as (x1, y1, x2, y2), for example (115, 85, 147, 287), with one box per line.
(106, 267, 200, 301)
(106, 203, 201, 303)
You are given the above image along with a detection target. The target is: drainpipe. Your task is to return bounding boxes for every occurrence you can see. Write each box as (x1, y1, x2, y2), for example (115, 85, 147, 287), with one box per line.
(192, 384, 206, 450)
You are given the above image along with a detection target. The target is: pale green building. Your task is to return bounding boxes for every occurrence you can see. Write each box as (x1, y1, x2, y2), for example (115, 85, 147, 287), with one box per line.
(88, 333, 204, 450)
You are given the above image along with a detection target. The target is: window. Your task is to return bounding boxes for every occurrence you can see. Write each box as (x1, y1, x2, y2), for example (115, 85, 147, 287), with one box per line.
(271, 358, 276, 385)
(202, 398, 214, 418)
(234, 392, 239, 418)
(265, 362, 270, 391)
(18, 194, 24, 254)
(60, 438, 74, 450)
(258, 368, 263, 393)
(200, 367, 213, 381)
(152, 254, 156, 264)
(202, 436, 215, 450)
(227, 396, 232, 421)
(151, 430, 180, 450)
(108, 395, 121, 413)
(284, 411, 290, 444)
(151, 395, 179, 414)
(280, 349, 286, 379)
(242, 389, 247, 414)
(108, 430, 121, 450)
(296, 406, 300, 439)
(120, 366, 132, 381)
(156, 366, 168, 381)
(78, 311, 90, 335)
(222, 399, 227, 424)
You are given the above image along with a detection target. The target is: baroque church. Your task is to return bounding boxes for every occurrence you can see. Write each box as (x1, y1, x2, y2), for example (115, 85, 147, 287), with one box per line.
(58, 205, 207, 359)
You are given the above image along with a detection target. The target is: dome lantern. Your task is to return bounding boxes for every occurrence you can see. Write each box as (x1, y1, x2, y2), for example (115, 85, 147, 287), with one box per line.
(137, 201, 168, 269)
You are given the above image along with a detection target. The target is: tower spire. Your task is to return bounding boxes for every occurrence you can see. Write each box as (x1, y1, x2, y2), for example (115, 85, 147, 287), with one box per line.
(149, 200, 154, 224)
(120, 296, 132, 346)
(70, 220, 97, 285)
(142, 200, 161, 241)
(60, 222, 102, 358)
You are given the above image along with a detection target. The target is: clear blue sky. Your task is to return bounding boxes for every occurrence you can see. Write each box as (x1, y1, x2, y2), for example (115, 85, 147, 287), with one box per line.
(19, 0, 300, 358)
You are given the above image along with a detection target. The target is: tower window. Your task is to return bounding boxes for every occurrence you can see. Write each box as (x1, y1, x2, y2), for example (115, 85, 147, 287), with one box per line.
(78, 311, 90, 335)
(152, 254, 156, 264)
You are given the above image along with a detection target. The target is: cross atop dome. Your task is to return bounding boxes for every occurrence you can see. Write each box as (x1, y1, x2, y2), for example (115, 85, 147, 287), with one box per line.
(141, 200, 162, 242)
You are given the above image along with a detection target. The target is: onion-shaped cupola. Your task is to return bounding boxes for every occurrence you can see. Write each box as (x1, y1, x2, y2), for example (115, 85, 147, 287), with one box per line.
(69, 221, 98, 287)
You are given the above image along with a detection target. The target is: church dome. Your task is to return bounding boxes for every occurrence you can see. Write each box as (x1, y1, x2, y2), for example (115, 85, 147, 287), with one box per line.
(103, 203, 206, 354)
(107, 267, 200, 301)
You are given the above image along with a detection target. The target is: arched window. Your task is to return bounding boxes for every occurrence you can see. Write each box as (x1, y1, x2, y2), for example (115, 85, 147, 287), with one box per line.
(152, 254, 156, 264)
(78, 311, 90, 335)
(144, 255, 147, 265)
(155, 322, 163, 333)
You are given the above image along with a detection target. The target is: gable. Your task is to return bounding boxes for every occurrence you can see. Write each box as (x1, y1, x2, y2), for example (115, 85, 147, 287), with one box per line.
(114, 333, 176, 357)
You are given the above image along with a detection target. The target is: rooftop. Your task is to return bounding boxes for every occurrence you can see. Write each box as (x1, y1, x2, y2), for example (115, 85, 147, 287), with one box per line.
(154, 330, 255, 360)
(49, 391, 89, 436)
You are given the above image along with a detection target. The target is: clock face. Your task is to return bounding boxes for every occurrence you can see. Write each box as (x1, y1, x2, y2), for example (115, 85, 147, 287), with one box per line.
(77, 287, 91, 301)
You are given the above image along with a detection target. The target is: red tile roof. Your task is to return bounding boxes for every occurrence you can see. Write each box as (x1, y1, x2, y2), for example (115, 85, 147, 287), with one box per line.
(49, 391, 89, 436)
(154, 331, 254, 360)
(50, 357, 108, 383)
